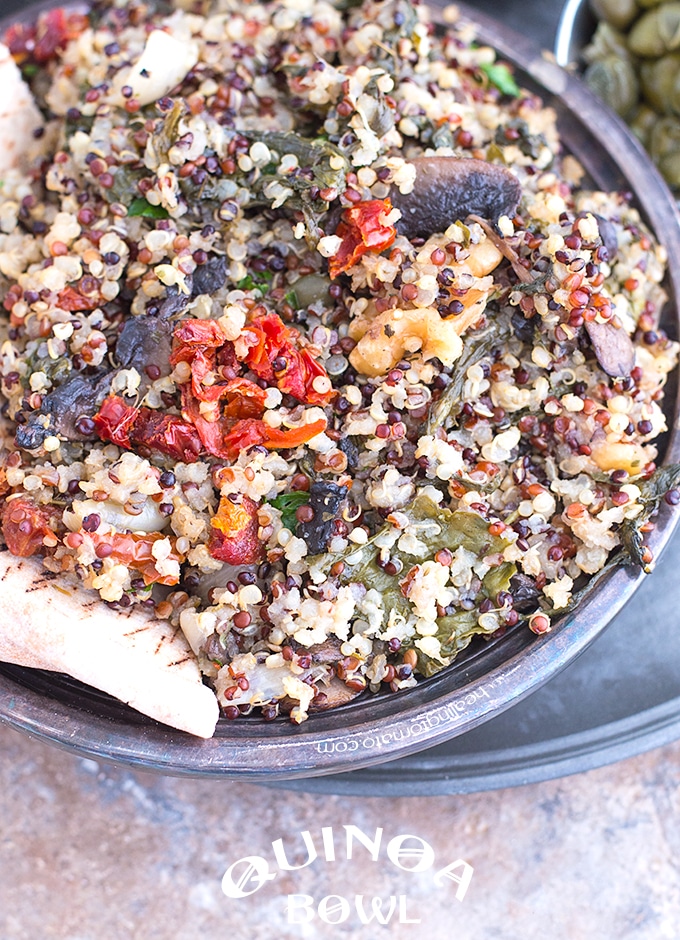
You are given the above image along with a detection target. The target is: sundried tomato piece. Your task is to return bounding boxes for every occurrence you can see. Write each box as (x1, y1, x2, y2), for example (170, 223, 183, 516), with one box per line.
(328, 199, 396, 278)
(1, 496, 59, 557)
(90, 532, 184, 586)
(56, 287, 98, 312)
(92, 396, 137, 449)
(93, 396, 202, 462)
(242, 314, 334, 405)
(208, 494, 263, 564)
(221, 417, 327, 460)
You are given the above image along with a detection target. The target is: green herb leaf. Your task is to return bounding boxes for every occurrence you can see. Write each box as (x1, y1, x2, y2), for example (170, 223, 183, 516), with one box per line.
(426, 319, 512, 434)
(128, 198, 170, 219)
(269, 491, 311, 531)
(22, 63, 39, 79)
(237, 270, 274, 293)
(480, 62, 521, 98)
(285, 290, 299, 308)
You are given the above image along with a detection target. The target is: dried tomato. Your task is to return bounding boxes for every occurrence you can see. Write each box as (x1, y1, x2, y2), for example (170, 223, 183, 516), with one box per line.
(242, 314, 334, 406)
(208, 494, 263, 565)
(221, 417, 327, 460)
(4, 23, 34, 63)
(93, 396, 202, 463)
(278, 347, 332, 405)
(92, 396, 137, 449)
(90, 531, 184, 586)
(5, 9, 88, 65)
(171, 316, 331, 453)
(36, 9, 88, 62)
(56, 287, 98, 312)
(262, 418, 327, 448)
(328, 198, 397, 278)
(129, 411, 203, 463)
(171, 321, 242, 408)
(222, 378, 267, 419)
(219, 418, 269, 456)
(241, 314, 290, 381)
(170, 319, 226, 363)
(1, 496, 59, 557)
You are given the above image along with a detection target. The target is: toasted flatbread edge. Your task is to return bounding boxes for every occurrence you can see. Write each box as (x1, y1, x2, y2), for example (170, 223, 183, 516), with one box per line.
(0, 552, 219, 738)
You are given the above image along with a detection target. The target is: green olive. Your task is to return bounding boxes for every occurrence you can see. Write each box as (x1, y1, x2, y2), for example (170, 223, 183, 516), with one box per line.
(628, 3, 680, 57)
(590, 0, 639, 31)
(628, 102, 659, 145)
(655, 149, 680, 187)
(640, 52, 680, 112)
(290, 273, 332, 308)
(583, 21, 631, 65)
(584, 55, 640, 117)
(649, 115, 680, 186)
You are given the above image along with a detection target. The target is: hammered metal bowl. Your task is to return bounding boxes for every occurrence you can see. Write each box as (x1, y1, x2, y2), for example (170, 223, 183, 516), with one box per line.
(1, 0, 680, 780)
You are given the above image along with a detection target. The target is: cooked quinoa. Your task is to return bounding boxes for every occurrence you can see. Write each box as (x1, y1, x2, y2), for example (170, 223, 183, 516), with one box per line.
(0, 0, 678, 723)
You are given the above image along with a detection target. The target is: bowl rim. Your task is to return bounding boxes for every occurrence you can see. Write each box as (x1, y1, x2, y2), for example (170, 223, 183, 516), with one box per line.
(2, 0, 680, 779)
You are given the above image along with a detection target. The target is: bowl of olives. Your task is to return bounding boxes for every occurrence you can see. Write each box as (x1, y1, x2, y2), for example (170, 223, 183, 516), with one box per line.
(556, 0, 680, 190)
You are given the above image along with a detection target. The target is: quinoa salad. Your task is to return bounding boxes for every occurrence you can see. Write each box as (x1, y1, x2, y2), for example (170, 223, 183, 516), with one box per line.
(0, 0, 678, 726)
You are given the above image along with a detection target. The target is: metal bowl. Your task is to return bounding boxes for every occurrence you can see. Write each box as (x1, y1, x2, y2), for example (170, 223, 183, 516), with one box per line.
(2, 0, 680, 781)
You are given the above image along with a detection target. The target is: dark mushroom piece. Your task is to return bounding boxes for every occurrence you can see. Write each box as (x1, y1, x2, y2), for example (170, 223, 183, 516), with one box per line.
(509, 573, 541, 614)
(306, 636, 344, 665)
(591, 213, 619, 261)
(15, 371, 111, 449)
(584, 319, 635, 378)
(309, 677, 362, 711)
(114, 315, 174, 384)
(156, 284, 192, 319)
(391, 157, 522, 240)
(191, 255, 228, 297)
(299, 481, 349, 555)
(155, 256, 227, 318)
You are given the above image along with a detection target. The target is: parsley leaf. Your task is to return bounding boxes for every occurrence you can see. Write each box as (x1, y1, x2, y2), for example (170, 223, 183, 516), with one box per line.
(480, 62, 521, 98)
(128, 197, 170, 219)
(237, 270, 274, 293)
(268, 491, 310, 531)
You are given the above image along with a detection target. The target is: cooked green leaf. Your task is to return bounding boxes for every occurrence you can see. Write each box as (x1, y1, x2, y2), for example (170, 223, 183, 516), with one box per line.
(269, 491, 311, 531)
(426, 319, 512, 434)
(237, 270, 274, 293)
(316, 494, 516, 676)
(480, 62, 521, 98)
(128, 198, 170, 219)
(619, 462, 680, 572)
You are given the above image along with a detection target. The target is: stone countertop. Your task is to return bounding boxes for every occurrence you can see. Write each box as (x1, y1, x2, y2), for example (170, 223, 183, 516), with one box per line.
(3, 1, 680, 937)
(2, 722, 679, 940)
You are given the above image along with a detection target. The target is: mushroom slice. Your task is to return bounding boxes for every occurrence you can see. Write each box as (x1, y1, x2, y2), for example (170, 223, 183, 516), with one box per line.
(392, 157, 522, 240)
(585, 319, 635, 378)
(309, 677, 362, 711)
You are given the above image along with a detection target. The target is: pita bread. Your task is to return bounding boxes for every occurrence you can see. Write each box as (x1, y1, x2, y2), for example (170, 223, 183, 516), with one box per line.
(0, 551, 219, 738)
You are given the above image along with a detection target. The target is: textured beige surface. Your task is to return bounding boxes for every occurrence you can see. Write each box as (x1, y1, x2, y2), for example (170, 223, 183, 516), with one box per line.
(1, 723, 679, 940)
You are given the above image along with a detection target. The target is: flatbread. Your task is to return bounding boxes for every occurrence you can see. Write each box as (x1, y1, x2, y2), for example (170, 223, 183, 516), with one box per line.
(0, 551, 219, 738)
(0, 43, 45, 173)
